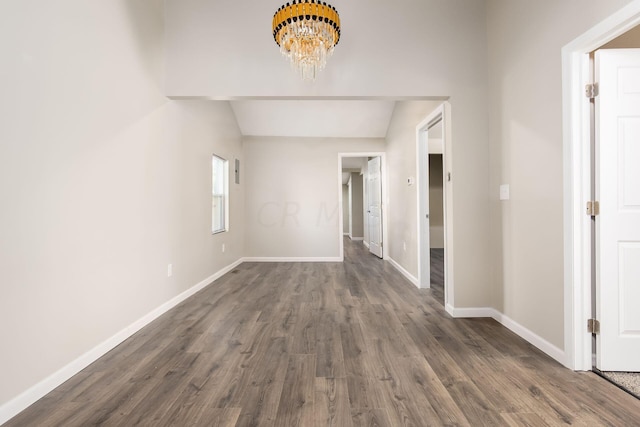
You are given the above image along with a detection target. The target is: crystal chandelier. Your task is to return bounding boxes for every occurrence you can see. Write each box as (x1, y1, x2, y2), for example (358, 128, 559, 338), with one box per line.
(272, 0, 341, 81)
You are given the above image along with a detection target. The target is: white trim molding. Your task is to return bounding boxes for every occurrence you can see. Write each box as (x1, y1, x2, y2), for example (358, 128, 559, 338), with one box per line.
(446, 305, 494, 318)
(243, 257, 342, 263)
(0, 258, 244, 426)
(449, 306, 566, 366)
(387, 257, 419, 287)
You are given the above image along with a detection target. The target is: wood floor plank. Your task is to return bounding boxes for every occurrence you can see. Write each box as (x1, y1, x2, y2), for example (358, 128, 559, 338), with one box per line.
(351, 408, 393, 427)
(161, 407, 241, 427)
(445, 380, 509, 426)
(401, 312, 468, 387)
(405, 355, 471, 425)
(501, 412, 551, 427)
(357, 304, 421, 358)
(315, 310, 346, 378)
(216, 335, 289, 426)
(314, 377, 352, 427)
(288, 302, 318, 354)
(5, 238, 640, 427)
(274, 354, 316, 427)
(365, 338, 462, 426)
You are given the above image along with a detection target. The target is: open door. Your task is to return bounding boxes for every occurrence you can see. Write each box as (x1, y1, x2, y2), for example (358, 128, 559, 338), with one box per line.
(367, 157, 383, 258)
(595, 48, 640, 371)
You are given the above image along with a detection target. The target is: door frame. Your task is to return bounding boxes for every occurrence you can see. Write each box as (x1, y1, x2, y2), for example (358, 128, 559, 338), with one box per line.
(562, 0, 640, 370)
(416, 103, 454, 307)
(338, 152, 388, 261)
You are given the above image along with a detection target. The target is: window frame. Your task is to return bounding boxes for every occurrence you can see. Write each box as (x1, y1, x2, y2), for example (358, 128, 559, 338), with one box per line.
(211, 154, 229, 234)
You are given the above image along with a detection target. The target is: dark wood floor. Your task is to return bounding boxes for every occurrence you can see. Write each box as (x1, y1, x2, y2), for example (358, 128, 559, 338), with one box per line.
(6, 238, 640, 426)
(430, 248, 445, 306)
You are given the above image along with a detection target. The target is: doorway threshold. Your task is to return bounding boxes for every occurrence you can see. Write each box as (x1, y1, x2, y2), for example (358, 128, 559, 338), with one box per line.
(594, 369, 640, 400)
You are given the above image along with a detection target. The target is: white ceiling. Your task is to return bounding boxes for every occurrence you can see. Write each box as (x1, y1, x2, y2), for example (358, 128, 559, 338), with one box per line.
(230, 100, 395, 138)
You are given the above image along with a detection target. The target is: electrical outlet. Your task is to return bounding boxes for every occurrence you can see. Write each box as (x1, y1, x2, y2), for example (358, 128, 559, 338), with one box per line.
(222, 243, 226, 253)
(403, 241, 407, 251)
(167, 264, 172, 277)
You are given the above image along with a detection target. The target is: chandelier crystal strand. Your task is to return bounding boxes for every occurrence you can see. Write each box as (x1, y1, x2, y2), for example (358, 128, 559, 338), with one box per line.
(273, 0, 341, 81)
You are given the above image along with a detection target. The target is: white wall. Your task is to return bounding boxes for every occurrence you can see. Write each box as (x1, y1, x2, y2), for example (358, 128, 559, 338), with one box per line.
(243, 137, 384, 259)
(386, 102, 440, 276)
(0, 0, 244, 414)
(385, 100, 492, 306)
(486, 0, 635, 349)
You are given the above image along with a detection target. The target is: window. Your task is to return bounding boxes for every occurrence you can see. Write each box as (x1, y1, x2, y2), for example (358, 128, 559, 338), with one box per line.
(212, 155, 228, 234)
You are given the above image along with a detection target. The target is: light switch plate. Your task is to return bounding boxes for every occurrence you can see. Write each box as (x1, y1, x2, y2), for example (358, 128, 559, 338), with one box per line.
(499, 184, 510, 201)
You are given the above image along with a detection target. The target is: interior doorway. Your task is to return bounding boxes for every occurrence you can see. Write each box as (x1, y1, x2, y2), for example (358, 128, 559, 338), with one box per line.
(338, 153, 387, 261)
(416, 103, 454, 308)
(562, 3, 640, 372)
(428, 151, 445, 305)
(342, 160, 365, 242)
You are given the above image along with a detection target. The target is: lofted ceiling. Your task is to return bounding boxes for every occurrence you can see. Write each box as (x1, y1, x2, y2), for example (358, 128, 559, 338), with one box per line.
(231, 100, 393, 185)
(230, 100, 395, 138)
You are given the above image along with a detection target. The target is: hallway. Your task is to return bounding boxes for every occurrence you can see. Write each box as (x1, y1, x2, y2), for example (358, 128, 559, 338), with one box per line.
(6, 239, 640, 426)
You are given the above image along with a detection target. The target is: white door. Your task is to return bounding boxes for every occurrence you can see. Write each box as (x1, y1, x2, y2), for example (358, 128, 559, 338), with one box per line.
(368, 157, 383, 258)
(596, 49, 640, 371)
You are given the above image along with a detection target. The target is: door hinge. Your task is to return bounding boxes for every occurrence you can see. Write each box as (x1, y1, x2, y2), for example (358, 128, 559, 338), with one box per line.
(587, 318, 600, 334)
(586, 201, 599, 217)
(585, 83, 599, 99)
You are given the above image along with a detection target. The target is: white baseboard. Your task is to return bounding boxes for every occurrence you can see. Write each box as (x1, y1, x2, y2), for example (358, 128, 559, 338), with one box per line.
(0, 258, 244, 426)
(349, 237, 364, 241)
(243, 257, 342, 263)
(363, 241, 370, 249)
(447, 305, 495, 318)
(387, 257, 419, 287)
(445, 303, 455, 317)
(448, 306, 565, 365)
